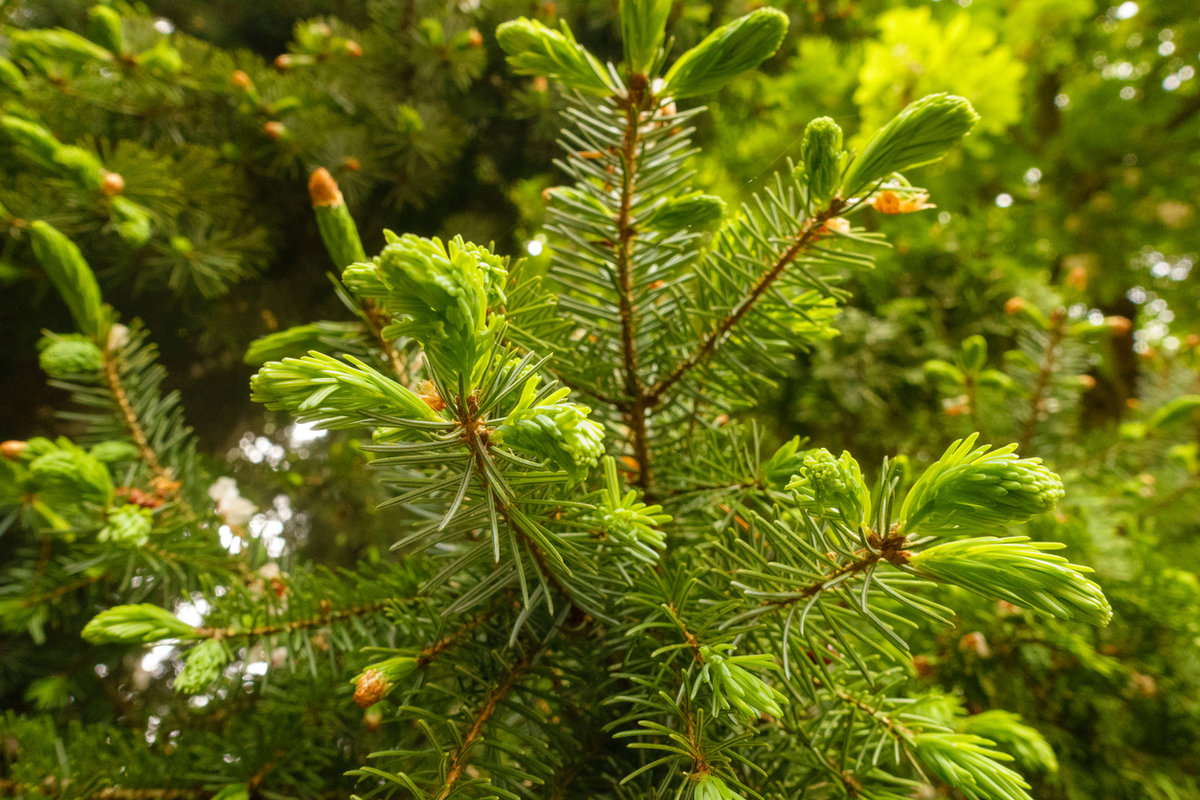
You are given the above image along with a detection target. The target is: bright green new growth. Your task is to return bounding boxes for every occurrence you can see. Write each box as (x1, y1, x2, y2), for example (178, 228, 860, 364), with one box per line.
(109, 196, 154, 246)
(2, 116, 63, 168)
(81, 604, 199, 645)
(900, 434, 1064, 534)
(175, 640, 230, 695)
(695, 775, 747, 800)
(493, 374, 605, 479)
(842, 93, 979, 196)
(496, 18, 616, 96)
(9, 27, 114, 68)
(98, 504, 153, 546)
(37, 333, 105, 378)
(341, 233, 504, 386)
(250, 352, 441, 430)
(585, 456, 670, 562)
(309, 169, 367, 269)
(696, 644, 787, 720)
(786, 447, 871, 525)
(620, 0, 672, 75)
(799, 116, 845, 204)
(661, 8, 789, 99)
(28, 221, 105, 338)
(86, 5, 125, 54)
(961, 711, 1059, 775)
(28, 439, 113, 509)
(912, 732, 1031, 800)
(909, 536, 1112, 625)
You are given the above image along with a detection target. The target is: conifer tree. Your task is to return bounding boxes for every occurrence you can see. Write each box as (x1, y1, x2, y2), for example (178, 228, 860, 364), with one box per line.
(0, 3, 1118, 799)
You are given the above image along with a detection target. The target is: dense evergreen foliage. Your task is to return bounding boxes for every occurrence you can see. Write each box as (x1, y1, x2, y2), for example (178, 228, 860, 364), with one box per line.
(1, 1, 1197, 799)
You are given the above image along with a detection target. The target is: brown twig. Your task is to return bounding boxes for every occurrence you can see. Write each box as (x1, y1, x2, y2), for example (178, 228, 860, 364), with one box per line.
(104, 353, 168, 485)
(762, 529, 910, 612)
(432, 651, 535, 800)
(612, 87, 652, 491)
(196, 600, 391, 639)
(646, 202, 844, 406)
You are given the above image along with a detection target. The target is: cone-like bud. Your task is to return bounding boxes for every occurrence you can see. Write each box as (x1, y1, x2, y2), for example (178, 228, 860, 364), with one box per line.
(842, 94, 979, 197)
(251, 352, 441, 430)
(786, 448, 871, 526)
(99, 504, 153, 546)
(342, 234, 506, 385)
(87, 5, 125, 54)
(799, 117, 844, 205)
(642, 192, 725, 232)
(960, 711, 1058, 774)
(352, 656, 418, 707)
(37, 333, 105, 378)
(496, 18, 616, 96)
(100, 171, 125, 196)
(2, 441, 27, 460)
(910, 536, 1110, 625)
(82, 603, 199, 644)
(697, 644, 786, 720)
(620, 0, 672, 76)
(900, 434, 1064, 535)
(175, 639, 230, 694)
(912, 732, 1032, 800)
(494, 373, 604, 480)
(308, 169, 367, 269)
(661, 9, 788, 99)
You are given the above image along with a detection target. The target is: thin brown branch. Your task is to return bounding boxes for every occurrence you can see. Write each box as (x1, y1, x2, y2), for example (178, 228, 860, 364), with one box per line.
(196, 600, 391, 639)
(20, 571, 107, 607)
(613, 86, 652, 491)
(646, 202, 844, 406)
(762, 530, 909, 613)
(418, 610, 495, 667)
(433, 651, 535, 800)
(104, 352, 168, 485)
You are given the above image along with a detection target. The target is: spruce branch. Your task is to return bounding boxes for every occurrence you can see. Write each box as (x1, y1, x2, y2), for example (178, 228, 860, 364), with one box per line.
(195, 599, 393, 640)
(431, 650, 535, 800)
(646, 201, 845, 406)
(614, 89, 653, 490)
